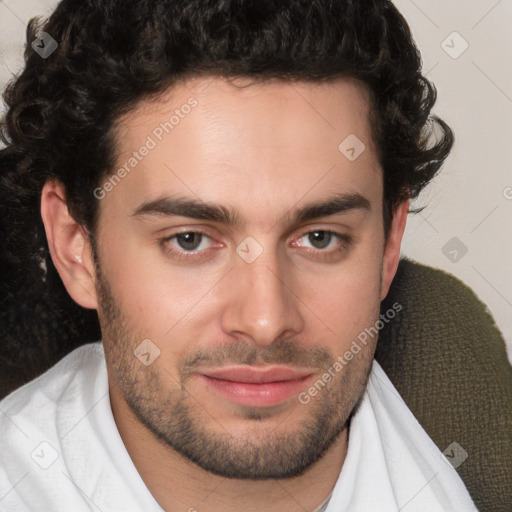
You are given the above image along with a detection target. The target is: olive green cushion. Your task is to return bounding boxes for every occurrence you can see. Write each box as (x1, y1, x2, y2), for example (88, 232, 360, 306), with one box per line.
(377, 258, 512, 512)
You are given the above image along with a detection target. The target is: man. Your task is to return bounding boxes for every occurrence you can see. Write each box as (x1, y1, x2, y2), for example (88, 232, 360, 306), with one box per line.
(0, 0, 478, 510)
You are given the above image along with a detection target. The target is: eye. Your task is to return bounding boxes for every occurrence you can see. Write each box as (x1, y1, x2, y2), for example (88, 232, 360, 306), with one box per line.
(158, 228, 351, 262)
(291, 230, 352, 260)
(299, 231, 338, 250)
(161, 231, 214, 255)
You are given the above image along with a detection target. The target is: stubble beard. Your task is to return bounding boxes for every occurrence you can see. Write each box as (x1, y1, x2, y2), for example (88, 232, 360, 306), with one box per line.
(93, 255, 376, 480)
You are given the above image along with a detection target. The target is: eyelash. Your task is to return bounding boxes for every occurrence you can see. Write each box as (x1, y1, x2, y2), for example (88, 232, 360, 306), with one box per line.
(158, 229, 352, 262)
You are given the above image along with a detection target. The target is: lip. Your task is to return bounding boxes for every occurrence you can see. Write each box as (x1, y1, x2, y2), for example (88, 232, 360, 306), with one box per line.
(200, 365, 314, 383)
(197, 365, 315, 407)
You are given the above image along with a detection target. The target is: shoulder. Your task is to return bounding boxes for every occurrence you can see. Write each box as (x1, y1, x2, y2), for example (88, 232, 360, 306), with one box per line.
(0, 342, 105, 475)
(0, 342, 105, 417)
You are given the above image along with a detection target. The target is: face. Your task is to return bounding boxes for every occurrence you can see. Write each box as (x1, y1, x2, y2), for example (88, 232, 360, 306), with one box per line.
(87, 75, 403, 479)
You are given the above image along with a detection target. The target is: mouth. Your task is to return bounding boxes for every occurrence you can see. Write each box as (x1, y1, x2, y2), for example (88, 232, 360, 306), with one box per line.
(197, 365, 316, 407)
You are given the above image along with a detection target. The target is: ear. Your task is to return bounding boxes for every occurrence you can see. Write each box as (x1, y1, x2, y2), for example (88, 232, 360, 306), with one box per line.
(40, 179, 99, 309)
(380, 198, 409, 301)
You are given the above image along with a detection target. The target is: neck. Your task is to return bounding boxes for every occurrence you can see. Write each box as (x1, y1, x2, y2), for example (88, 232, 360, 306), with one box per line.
(109, 384, 347, 512)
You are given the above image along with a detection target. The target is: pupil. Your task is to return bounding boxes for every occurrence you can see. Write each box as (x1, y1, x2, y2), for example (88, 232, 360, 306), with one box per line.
(177, 233, 201, 251)
(309, 231, 331, 249)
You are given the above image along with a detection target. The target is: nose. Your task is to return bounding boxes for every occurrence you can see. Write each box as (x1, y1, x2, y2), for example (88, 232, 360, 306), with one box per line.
(219, 245, 305, 348)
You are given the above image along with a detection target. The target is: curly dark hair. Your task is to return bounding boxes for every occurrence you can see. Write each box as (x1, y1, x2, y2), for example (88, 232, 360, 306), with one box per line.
(0, 0, 453, 393)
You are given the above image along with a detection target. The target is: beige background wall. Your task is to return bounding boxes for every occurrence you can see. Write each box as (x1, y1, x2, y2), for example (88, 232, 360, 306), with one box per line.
(393, 0, 512, 362)
(1, 0, 511, 360)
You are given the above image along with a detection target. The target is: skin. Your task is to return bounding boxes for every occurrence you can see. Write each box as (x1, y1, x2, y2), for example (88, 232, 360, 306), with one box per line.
(41, 75, 409, 512)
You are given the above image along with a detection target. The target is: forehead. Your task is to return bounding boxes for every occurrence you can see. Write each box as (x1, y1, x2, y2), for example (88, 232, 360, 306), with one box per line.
(103, 75, 382, 224)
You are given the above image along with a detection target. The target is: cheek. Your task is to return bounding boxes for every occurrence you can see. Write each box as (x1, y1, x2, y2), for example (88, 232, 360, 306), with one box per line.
(297, 231, 383, 349)
(99, 234, 224, 342)
(304, 270, 381, 343)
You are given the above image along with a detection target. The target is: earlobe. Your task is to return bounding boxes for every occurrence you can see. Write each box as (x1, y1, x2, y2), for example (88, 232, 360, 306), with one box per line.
(380, 199, 409, 301)
(40, 179, 99, 309)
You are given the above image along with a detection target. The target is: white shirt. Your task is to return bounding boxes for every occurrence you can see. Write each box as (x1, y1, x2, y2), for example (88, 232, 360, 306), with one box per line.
(0, 342, 477, 511)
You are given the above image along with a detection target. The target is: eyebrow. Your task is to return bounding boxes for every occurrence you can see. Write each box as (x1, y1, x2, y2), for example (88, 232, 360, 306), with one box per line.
(131, 192, 371, 226)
